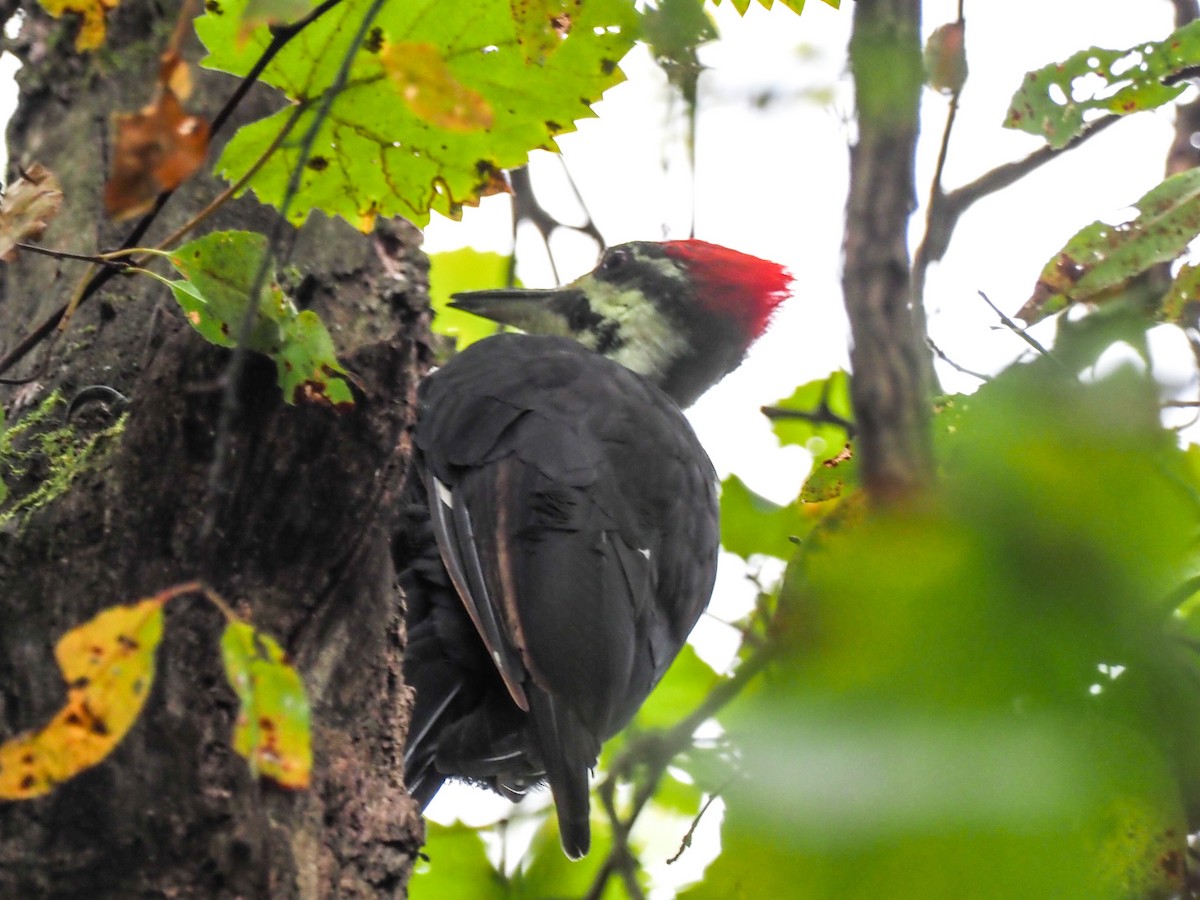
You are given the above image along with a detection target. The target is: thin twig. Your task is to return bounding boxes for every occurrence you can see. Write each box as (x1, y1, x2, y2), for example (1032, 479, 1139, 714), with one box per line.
(916, 114, 1121, 276)
(13, 243, 128, 269)
(912, 0, 966, 356)
(666, 789, 724, 865)
(0, 0, 344, 381)
(977, 290, 1056, 358)
(583, 644, 777, 898)
(925, 335, 989, 382)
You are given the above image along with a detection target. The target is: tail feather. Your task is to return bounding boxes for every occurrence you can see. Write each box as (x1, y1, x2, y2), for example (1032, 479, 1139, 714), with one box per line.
(527, 688, 598, 859)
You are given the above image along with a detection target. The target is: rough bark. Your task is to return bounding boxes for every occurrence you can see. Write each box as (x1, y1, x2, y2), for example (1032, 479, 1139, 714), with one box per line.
(843, 0, 933, 502)
(0, 4, 427, 897)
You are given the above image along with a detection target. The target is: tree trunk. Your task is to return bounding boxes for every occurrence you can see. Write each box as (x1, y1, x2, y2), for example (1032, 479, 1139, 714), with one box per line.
(0, 4, 427, 896)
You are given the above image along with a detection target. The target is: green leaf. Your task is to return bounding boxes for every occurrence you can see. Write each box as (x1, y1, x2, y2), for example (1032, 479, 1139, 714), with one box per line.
(710, 0, 839, 14)
(411, 822, 507, 899)
(427, 248, 513, 351)
(720, 474, 813, 560)
(800, 443, 857, 502)
(641, 0, 717, 100)
(514, 815, 621, 899)
(220, 620, 313, 790)
(699, 360, 1200, 898)
(768, 370, 853, 455)
(196, 0, 640, 230)
(1017, 168, 1200, 325)
(168, 230, 353, 407)
(631, 644, 718, 731)
(1004, 21, 1200, 149)
(1162, 261, 1200, 324)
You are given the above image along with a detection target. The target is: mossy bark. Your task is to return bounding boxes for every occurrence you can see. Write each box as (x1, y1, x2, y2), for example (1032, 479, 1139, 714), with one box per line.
(0, 4, 428, 896)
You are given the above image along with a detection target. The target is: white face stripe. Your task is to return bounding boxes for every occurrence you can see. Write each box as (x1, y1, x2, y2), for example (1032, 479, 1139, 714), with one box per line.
(571, 270, 687, 381)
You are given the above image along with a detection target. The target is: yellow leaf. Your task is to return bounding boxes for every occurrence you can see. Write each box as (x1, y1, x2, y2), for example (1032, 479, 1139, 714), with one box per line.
(37, 0, 120, 51)
(0, 596, 166, 799)
(380, 41, 495, 133)
(220, 622, 312, 790)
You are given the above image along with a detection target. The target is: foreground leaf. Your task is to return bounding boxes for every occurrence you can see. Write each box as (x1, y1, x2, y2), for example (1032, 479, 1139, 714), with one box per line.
(1019, 168, 1200, 325)
(197, 0, 639, 229)
(1004, 20, 1199, 149)
(168, 230, 353, 407)
(0, 596, 166, 799)
(220, 621, 312, 789)
(695, 362, 1200, 898)
(720, 474, 814, 561)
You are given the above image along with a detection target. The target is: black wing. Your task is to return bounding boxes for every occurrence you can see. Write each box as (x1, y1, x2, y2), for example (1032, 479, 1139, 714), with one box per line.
(400, 334, 719, 858)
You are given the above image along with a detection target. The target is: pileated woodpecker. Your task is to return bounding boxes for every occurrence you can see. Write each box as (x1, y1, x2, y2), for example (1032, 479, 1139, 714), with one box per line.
(399, 240, 791, 858)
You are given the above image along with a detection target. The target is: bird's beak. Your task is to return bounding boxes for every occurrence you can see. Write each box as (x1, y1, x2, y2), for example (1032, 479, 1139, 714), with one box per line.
(448, 287, 589, 338)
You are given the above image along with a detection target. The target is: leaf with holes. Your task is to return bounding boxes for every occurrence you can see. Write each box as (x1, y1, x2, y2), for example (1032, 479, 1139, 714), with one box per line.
(0, 596, 166, 799)
(1163, 262, 1200, 324)
(196, 0, 639, 230)
(220, 621, 312, 790)
(1019, 168, 1200, 324)
(168, 230, 353, 408)
(1004, 21, 1200, 150)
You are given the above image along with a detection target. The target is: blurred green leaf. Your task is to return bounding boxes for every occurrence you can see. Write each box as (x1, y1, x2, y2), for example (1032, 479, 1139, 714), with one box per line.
(720, 474, 814, 560)
(1004, 21, 1198, 149)
(631, 644, 718, 731)
(767, 370, 853, 456)
(427, 248, 512, 352)
(515, 812, 621, 899)
(412, 822, 506, 899)
(1018, 169, 1200, 325)
(800, 443, 857, 502)
(702, 360, 1200, 898)
(1162, 261, 1200, 324)
(642, 0, 717, 100)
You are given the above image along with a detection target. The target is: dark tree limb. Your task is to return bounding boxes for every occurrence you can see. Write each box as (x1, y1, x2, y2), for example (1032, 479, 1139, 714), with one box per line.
(842, 0, 932, 502)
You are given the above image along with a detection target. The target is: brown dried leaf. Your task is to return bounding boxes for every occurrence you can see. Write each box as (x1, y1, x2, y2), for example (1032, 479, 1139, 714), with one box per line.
(0, 164, 65, 263)
(104, 87, 211, 221)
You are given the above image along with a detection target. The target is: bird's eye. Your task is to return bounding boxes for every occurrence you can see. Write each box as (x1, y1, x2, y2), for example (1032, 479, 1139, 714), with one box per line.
(599, 247, 629, 275)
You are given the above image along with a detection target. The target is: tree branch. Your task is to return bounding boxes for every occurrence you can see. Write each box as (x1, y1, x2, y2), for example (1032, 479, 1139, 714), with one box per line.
(842, 0, 932, 502)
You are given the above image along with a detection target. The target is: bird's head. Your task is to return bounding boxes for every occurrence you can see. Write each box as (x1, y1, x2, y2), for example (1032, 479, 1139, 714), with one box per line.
(449, 240, 793, 407)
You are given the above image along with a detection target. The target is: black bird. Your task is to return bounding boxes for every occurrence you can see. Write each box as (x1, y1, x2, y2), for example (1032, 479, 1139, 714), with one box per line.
(399, 240, 792, 858)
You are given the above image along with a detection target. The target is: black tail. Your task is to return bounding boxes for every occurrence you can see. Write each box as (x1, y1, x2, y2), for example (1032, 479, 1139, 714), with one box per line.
(527, 688, 598, 859)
